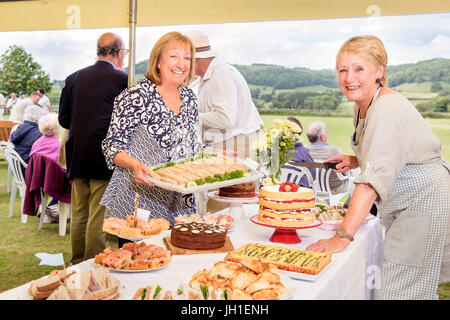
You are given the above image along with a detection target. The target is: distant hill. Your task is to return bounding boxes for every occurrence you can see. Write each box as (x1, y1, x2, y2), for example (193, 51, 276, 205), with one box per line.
(128, 58, 450, 90)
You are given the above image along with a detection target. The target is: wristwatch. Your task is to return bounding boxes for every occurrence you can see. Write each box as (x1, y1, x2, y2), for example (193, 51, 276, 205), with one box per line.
(336, 227, 354, 242)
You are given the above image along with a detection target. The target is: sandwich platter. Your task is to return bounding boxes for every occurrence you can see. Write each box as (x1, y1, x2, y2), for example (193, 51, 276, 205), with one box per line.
(145, 152, 262, 194)
(146, 168, 262, 194)
(20, 283, 125, 300)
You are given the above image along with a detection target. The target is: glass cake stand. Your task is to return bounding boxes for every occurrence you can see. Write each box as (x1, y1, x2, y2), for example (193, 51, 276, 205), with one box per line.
(250, 215, 323, 244)
(207, 191, 259, 219)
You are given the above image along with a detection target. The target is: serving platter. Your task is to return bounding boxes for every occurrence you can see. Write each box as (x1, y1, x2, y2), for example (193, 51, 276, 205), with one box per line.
(91, 261, 170, 273)
(103, 231, 157, 242)
(317, 214, 375, 231)
(181, 273, 297, 300)
(206, 191, 259, 203)
(146, 169, 262, 194)
(277, 257, 334, 282)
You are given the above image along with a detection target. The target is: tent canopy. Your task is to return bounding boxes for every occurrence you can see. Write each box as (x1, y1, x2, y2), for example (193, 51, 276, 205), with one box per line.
(1, 0, 449, 32)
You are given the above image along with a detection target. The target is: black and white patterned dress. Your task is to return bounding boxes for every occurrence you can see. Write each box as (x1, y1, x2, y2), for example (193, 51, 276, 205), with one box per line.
(100, 78, 203, 225)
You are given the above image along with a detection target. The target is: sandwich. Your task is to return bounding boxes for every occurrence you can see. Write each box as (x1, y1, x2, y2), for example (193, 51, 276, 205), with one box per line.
(29, 275, 62, 300)
(64, 270, 92, 300)
(83, 269, 120, 300)
(132, 285, 168, 300)
(46, 285, 72, 300)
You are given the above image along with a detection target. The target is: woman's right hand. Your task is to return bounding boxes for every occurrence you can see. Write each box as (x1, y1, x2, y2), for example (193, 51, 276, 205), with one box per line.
(133, 162, 156, 187)
(113, 151, 155, 187)
(325, 154, 358, 173)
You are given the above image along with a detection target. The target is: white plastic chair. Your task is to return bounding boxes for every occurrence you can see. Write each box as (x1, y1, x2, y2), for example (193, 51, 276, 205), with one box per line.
(0, 141, 12, 193)
(280, 164, 314, 187)
(313, 166, 355, 206)
(2, 146, 28, 223)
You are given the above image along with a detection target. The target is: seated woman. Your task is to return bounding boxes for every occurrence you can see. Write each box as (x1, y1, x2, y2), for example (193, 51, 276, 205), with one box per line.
(30, 113, 61, 162)
(30, 112, 62, 219)
(100, 32, 203, 247)
(281, 117, 316, 187)
(9, 104, 46, 164)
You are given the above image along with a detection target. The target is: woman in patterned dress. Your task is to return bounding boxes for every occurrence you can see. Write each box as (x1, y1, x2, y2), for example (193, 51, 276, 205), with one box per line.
(101, 32, 203, 241)
(306, 35, 450, 299)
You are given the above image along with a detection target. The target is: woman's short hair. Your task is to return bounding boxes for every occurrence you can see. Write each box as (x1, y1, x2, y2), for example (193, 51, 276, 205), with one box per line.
(286, 117, 303, 132)
(145, 31, 195, 87)
(336, 35, 388, 87)
(38, 113, 61, 137)
(23, 105, 46, 123)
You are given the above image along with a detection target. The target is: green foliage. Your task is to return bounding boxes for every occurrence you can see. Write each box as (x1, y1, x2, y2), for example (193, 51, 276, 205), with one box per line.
(386, 58, 450, 87)
(431, 82, 443, 92)
(0, 45, 51, 97)
(271, 90, 342, 110)
(235, 64, 338, 89)
(415, 96, 450, 113)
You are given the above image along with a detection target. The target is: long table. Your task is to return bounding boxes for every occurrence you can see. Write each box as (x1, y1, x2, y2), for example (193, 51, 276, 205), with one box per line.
(0, 203, 384, 300)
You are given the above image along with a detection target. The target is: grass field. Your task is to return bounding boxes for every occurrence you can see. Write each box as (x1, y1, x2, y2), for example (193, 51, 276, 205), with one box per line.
(261, 114, 450, 161)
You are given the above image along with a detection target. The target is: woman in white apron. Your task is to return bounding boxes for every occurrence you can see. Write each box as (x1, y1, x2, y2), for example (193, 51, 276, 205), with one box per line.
(306, 35, 450, 299)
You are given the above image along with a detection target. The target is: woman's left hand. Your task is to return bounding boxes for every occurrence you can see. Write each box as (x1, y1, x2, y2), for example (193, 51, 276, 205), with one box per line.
(306, 235, 350, 253)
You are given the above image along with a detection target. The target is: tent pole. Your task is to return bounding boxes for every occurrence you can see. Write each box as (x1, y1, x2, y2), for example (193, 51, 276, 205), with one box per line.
(128, 0, 137, 87)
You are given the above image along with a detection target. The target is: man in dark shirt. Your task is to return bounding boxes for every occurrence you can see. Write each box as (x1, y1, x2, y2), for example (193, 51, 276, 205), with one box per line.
(58, 32, 128, 264)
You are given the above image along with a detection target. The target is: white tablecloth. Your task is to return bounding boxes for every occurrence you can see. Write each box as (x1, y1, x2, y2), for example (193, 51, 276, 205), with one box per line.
(0, 203, 384, 300)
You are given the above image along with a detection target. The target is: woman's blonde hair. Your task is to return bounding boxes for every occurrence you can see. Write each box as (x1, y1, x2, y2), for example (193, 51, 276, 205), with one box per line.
(145, 31, 195, 87)
(336, 35, 388, 86)
(38, 113, 61, 137)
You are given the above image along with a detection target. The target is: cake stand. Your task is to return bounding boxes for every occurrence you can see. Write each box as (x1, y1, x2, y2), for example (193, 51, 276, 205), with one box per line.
(207, 191, 259, 219)
(250, 215, 323, 244)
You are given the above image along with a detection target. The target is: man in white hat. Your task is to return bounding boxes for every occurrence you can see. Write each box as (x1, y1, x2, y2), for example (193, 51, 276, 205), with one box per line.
(186, 31, 263, 161)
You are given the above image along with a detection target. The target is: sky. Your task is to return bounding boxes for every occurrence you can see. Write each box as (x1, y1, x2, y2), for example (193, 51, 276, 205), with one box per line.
(0, 12, 449, 81)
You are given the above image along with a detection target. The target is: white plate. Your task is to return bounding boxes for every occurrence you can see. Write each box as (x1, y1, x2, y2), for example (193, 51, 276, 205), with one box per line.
(207, 191, 259, 203)
(91, 261, 170, 273)
(104, 231, 158, 242)
(317, 214, 375, 231)
(181, 273, 297, 300)
(277, 256, 334, 282)
(20, 271, 125, 300)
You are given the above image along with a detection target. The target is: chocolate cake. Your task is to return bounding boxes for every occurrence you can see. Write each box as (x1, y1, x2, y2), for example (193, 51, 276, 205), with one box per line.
(218, 182, 256, 198)
(170, 222, 227, 250)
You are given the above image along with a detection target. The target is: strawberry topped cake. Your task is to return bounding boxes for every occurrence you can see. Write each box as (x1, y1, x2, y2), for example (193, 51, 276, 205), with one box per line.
(258, 181, 316, 226)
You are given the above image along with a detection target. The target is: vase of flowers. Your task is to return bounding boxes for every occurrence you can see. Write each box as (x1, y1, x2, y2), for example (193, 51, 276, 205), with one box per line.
(255, 119, 302, 185)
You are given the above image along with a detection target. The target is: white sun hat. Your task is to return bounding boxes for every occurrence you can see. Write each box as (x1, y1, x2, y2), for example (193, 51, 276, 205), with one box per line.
(186, 31, 217, 58)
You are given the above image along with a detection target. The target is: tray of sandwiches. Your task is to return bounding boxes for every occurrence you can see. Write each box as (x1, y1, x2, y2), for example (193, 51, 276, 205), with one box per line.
(224, 243, 333, 282)
(145, 152, 262, 194)
(102, 215, 170, 241)
(22, 267, 123, 300)
(93, 242, 172, 272)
